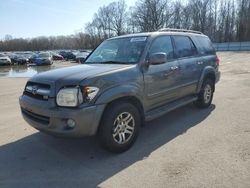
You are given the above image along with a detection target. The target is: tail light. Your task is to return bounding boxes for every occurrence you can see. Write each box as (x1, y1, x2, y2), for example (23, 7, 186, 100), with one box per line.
(215, 56, 220, 66)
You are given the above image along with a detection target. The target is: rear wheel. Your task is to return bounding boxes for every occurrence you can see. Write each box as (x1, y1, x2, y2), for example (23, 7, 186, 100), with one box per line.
(98, 101, 140, 153)
(195, 78, 214, 108)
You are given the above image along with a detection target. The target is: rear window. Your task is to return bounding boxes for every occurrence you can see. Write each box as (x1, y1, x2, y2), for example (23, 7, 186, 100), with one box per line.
(194, 36, 215, 55)
(173, 36, 198, 58)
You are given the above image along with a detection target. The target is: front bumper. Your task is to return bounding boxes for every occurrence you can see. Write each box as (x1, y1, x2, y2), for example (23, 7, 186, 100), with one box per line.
(19, 95, 105, 137)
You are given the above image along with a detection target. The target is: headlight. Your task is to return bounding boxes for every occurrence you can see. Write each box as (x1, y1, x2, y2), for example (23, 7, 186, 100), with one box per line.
(56, 86, 99, 107)
(56, 87, 83, 107)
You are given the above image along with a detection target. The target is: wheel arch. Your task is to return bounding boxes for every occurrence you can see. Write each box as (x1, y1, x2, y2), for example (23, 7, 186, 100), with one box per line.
(197, 67, 216, 93)
(103, 95, 145, 124)
(94, 85, 145, 132)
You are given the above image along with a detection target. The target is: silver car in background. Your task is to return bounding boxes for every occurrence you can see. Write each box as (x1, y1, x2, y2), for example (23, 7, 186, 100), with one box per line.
(0, 53, 12, 65)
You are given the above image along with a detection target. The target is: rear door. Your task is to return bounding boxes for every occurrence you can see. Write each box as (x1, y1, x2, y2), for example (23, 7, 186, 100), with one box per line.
(192, 36, 217, 69)
(144, 35, 180, 110)
(172, 35, 201, 98)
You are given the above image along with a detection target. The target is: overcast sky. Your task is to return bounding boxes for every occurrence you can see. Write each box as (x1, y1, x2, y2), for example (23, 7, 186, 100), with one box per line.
(0, 0, 136, 39)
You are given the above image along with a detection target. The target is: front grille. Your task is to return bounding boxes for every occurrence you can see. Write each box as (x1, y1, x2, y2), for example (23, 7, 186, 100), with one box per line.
(23, 90, 47, 100)
(23, 81, 51, 101)
(21, 108, 50, 125)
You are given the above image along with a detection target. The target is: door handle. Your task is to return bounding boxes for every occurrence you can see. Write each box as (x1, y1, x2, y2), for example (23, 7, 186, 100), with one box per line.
(197, 61, 204, 65)
(163, 66, 179, 78)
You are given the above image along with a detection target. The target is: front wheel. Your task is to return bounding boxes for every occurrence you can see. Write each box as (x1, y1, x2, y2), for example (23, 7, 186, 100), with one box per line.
(194, 79, 214, 108)
(97, 102, 141, 153)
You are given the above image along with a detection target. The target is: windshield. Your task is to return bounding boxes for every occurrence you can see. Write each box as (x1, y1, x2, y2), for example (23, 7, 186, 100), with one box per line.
(85, 36, 147, 64)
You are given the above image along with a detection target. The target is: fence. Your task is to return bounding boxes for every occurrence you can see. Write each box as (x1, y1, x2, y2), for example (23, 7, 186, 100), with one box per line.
(213, 41, 250, 51)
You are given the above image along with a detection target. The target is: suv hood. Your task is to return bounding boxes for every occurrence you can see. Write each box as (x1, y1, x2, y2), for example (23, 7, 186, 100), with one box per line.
(31, 64, 133, 84)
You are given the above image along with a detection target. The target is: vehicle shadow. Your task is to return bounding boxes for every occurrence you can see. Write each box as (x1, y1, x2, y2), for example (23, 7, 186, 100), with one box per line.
(0, 104, 215, 188)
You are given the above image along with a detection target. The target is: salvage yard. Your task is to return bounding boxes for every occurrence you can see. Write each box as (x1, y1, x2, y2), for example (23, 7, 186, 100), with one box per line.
(0, 52, 250, 188)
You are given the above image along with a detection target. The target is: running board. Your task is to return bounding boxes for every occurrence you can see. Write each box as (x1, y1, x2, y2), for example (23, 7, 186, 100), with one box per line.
(145, 96, 198, 121)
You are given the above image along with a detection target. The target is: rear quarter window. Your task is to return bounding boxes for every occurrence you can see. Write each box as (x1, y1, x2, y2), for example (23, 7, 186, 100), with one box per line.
(194, 36, 215, 55)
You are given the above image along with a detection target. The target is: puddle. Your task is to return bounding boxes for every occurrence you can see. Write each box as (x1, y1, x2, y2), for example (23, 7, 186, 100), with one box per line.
(0, 65, 55, 78)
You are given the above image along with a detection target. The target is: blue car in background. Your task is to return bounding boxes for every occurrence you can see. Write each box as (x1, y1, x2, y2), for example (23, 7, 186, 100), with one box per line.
(33, 52, 53, 65)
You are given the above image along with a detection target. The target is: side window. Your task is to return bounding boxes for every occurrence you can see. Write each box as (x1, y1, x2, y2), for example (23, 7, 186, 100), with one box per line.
(173, 36, 198, 58)
(149, 36, 174, 60)
(195, 36, 215, 55)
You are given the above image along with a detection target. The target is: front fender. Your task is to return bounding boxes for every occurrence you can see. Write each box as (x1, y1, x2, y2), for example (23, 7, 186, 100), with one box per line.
(196, 66, 216, 93)
(94, 84, 144, 105)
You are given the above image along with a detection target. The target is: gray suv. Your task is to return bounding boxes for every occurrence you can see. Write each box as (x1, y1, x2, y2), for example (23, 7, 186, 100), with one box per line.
(19, 29, 220, 153)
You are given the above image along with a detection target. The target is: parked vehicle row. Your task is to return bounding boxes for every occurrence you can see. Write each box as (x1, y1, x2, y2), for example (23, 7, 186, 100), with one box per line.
(0, 50, 92, 66)
(59, 50, 91, 62)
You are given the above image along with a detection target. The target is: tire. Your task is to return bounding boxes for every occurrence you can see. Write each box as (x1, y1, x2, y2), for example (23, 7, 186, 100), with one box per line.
(98, 101, 141, 153)
(195, 78, 214, 108)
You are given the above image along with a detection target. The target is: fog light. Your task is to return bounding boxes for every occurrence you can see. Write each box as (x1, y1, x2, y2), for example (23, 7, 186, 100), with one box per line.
(67, 119, 76, 128)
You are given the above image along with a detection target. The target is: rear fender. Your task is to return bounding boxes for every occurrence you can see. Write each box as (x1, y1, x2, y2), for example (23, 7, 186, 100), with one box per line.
(196, 66, 216, 93)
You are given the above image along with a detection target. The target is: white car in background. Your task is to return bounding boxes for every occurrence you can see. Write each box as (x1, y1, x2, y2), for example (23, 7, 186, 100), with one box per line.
(75, 51, 90, 63)
(0, 53, 12, 65)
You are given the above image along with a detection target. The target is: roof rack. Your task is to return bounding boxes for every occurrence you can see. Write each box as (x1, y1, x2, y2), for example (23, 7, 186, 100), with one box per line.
(158, 28, 203, 35)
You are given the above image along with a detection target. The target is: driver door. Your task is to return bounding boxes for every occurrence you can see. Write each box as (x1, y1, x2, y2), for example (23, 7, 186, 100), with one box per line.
(144, 35, 180, 110)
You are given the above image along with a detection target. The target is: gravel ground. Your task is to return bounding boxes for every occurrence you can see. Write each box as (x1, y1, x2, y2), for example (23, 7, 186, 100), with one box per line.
(0, 52, 249, 188)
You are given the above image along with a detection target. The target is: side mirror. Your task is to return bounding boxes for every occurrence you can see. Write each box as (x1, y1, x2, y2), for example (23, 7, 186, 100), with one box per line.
(149, 52, 167, 65)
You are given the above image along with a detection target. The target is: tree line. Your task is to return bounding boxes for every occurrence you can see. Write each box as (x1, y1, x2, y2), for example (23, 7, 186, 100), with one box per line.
(1, 0, 250, 52)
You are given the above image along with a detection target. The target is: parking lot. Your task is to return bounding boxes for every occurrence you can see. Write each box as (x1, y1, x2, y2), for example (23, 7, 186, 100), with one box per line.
(0, 52, 250, 188)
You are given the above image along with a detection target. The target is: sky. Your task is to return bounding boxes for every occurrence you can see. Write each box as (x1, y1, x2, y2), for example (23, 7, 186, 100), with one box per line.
(0, 0, 136, 39)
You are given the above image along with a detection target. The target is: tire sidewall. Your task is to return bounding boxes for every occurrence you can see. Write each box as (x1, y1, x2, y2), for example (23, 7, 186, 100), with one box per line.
(197, 79, 214, 108)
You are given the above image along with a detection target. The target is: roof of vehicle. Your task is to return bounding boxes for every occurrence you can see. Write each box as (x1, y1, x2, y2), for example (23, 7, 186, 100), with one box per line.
(109, 28, 207, 40)
(108, 32, 152, 40)
(158, 28, 203, 34)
